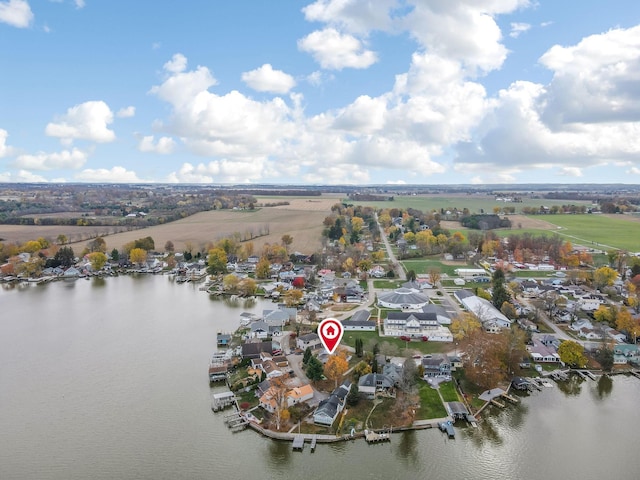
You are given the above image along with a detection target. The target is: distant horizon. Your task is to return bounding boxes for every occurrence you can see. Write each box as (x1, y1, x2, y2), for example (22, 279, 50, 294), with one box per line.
(1, 182, 640, 190)
(2, 1, 640, 184)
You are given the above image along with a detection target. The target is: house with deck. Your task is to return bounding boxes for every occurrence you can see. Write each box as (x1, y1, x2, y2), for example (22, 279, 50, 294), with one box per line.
(313, 381, 351, 426)
(422, 354, 452, 378)
(358, 373, 395, 399)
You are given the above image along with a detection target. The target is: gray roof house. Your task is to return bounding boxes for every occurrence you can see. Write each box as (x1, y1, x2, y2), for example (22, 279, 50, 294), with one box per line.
(313, 381, 351, 426)
(296, 333, 322, 351)
(422, 354, 451, 378)
(358, 373, 394, 399)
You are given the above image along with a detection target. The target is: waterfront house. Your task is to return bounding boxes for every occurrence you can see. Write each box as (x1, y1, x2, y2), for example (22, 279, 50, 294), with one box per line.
(528, 339, 560, 363)
(613, 344, 640, 365)
(313, 381, 351, 426)
(422, 354, 452, 378)
(250, 321, 270, 339)
(241, 341, 273, 360)
(358, 373, 395, 399)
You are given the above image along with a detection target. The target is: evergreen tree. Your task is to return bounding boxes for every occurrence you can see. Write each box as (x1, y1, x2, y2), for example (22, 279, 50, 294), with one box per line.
(371, 356, 379, 374)
(306, 355, 324, 381)
(491, 268, 511, 309)
(355, 338, 363, 357)
(302, 347, 312, 365)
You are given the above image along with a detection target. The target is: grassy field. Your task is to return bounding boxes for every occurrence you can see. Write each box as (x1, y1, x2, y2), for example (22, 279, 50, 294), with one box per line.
(346, 194, 592, 215)
(417, 383, 447, 419)
(401, 258, 466, 276)
(438, 381, 460, 403)
(342, 331, 449, 356)
(539, 214, 640, 251)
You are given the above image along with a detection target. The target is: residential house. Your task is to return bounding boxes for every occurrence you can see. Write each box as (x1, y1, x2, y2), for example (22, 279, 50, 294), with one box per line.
(241, 341, 273, 360)
(421, 354, 452, 378)
(250, 321, 270, 339)
(313, 381, 351, 426)
(358, 373, 394, 399)
(296, 333, 322, 351)
(528, 339, 560, 363)
(613, 344, 640, 365)
(381, 361, 404, 385)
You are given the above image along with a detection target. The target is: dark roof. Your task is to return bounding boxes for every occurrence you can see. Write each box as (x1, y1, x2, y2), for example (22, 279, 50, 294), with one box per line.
(350, 310, 371, 322)
(454, 289, 475, 300)
(241, 341, 273, 358)
(299, 333, 319, 342)
(342, 319, 375, 328)
(446, 401, 469, 416)
(421, 304, 449, 317)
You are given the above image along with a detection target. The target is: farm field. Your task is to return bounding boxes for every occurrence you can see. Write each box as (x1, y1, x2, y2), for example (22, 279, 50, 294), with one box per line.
(346, 194, 592, 215)
(2, 204, 331, 255)
(0, 225, 121, 245)
(540, 214, 640, 252)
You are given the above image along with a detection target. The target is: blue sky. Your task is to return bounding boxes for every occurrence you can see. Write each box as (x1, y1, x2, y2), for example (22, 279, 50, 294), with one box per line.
(2, 0, 640, 185)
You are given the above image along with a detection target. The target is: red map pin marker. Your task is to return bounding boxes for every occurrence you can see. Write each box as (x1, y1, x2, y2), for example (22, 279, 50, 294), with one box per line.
(318, 318, 344, 355)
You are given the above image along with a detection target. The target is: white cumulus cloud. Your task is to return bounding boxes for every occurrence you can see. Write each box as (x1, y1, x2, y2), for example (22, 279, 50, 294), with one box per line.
(241, 64, 296, 94)
(298, 28, 378, 70)
(75, 166, 142, 183)
(0, 170, 46, 183)
(302, 0, 398, 34)
(163, 53, 188, 74)
(138, 135, 176, 154)
(0, 0, 33, 28)
(13, 148, 87, 170)
(116, 106, 135, 118)
(454, 25, 640, 179)
(45, 100, 115, 144)
(510, 22, 531, 38)
(0, 128, 15, 157)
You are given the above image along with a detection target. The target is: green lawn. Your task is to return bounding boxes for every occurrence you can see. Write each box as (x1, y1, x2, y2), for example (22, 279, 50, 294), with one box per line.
(373, 279, 405, 289)
(537, 214, 640, 251)
(342, 331, 449, 356)
(401, 258, 464, 276)
(438, 381, 460, 403)
(417, 383, 447, 419)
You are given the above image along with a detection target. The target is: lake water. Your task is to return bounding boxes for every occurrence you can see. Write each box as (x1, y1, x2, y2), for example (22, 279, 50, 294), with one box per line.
(1, 275, 638, 480)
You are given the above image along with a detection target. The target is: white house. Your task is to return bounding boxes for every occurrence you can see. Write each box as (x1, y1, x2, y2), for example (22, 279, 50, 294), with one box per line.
(296, 333, 322, 351)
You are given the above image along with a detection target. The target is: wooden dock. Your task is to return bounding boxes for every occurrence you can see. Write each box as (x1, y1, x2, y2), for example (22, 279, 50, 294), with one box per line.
(223, 412, 249, 431)
(364, 430, 391, 444)
(576, 370, 597, 381)
(501, 393, 519, 404)
(292, 435, 305, 450)
(310, 435, 317, 451)
(490, 398, 506, 408)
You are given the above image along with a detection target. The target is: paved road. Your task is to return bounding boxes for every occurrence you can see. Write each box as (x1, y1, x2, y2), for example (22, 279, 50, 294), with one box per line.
(375, 212, 406, 281)
(517, 295, 602, 349)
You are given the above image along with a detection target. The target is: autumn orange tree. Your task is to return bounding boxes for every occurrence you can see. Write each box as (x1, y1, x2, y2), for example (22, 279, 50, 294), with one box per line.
(616, 306, 640, 343)
(324, 350, 349, 388)
(450, 312, 481, 341)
